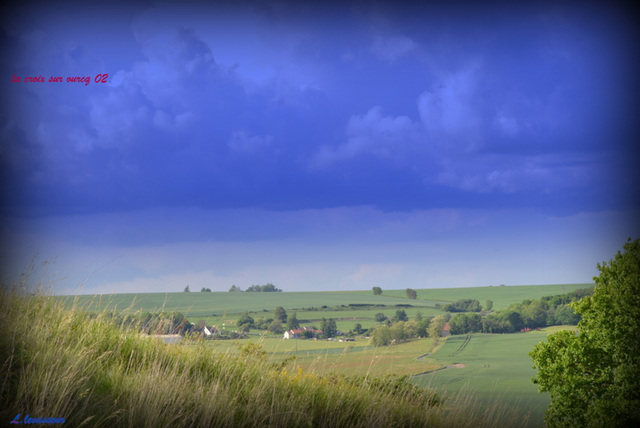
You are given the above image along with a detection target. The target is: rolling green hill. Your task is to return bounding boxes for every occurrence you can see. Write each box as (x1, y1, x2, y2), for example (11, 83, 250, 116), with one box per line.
(53, 283, 591, 338)
(56, 290, 426, 317)
(380, 283, 590, 311)
(56, 283, 591, 317)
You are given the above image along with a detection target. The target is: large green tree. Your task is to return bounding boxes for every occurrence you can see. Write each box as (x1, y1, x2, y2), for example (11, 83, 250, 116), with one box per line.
(287, 312, 300, 330)
(320, 318, 338, 338)
(530, 239, 640, 427)
(427, 315, 446, 341)
(352, 323, 365, 335)
(236, 312, 255, 329)
(392, 309, 409, 322)
(485, 299, 493, 311)
(406, 288, 417, 299)
(274, 306, 288, 323)
(267, 320, 284, 334)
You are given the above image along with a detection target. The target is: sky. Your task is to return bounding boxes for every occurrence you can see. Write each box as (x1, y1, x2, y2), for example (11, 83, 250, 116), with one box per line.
(1, 0, 639, 295)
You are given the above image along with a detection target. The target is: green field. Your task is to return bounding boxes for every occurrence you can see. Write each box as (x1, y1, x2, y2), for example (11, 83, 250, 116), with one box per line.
(53, 284, 590, 427)
(58, 290, 424, 316)
(200, 336, 444, 378)
(413, 330, 563, 428)
(380, 283, 589, 311)
(202, 329, 557, 427)
(57, 283, 590, 324)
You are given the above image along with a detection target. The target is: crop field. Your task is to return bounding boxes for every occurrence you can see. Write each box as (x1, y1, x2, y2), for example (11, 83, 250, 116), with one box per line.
(57, 283, 590, 320)
(57, 291, 429, 318)
(200, 336, 445, 378)
(413, 330, 564, 428)
(256, 307, 444, 334)
(196, 328, 560, 427)
(379, 283, 590, 311)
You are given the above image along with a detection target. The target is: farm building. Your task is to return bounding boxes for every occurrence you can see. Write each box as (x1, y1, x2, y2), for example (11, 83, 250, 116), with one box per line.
(283, 327, 322, 339)
(283, 330, 300, 339)
(203, 326, 220, 337)
(442, 323, 451, 337)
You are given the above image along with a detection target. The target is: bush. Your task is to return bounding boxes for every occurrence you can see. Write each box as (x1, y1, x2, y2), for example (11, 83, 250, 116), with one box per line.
(392, 309, 409, 322)
(236, 312, 255, 328)
(246, 283, 283, 292)
(530, 239, 640, 427)
(443, 299, 482, 312)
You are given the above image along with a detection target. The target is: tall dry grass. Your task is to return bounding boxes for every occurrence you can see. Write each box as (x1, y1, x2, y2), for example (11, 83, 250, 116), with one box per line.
(1, 277, 524, 427)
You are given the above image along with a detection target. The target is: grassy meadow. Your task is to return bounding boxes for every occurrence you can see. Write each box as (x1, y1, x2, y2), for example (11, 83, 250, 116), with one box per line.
(202, 331, 557, 427)
(202, 336, 445, 378)
(0, 282, 591, 426)
(2, 285, 536, 428)
(41, 283, 591, 427)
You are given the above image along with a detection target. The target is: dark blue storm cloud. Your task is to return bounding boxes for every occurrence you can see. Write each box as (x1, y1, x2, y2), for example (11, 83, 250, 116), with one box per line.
(1, 1, 639, 293)
(2, 0, 637, 219)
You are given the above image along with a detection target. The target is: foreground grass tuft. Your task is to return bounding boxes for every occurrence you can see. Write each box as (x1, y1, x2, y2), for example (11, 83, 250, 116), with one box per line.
(1, 283, 523, 427)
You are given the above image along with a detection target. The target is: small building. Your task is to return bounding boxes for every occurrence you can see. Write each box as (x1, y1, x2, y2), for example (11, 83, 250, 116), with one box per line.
(283, 329, 301, 339)
(283, 327, 322, 339)
(203, 326, 220, 337)
(442, 323, 451, 337)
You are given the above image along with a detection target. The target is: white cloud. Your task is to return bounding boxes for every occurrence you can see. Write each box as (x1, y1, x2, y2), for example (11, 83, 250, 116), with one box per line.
(227, 131, 274, 154)
(87, 87, 152, 150)
(312, 106, 421, 167)
(153, 110, 196, 132)
(434, 153, 592, 194)
(370, 35, 417, 62)
(417, 66, 481, 148)
(494, 111, 520, 137)
(130, 26, 221, 110)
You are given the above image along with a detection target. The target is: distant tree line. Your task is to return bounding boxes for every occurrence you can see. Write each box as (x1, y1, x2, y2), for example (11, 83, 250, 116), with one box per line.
(234, 307, 351, 340)
(447, 287, 593, 335)
(367, 287, 593, 345)
(229, 283, 282, 292)
(184, 286, 212, 292)
(369, 313, 448, 347)
(440, 298, 483, 312)
(236, 307, 302, 335)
